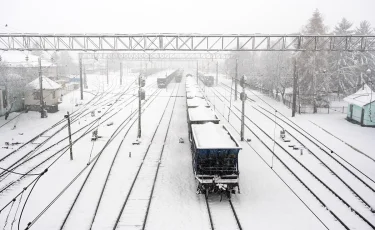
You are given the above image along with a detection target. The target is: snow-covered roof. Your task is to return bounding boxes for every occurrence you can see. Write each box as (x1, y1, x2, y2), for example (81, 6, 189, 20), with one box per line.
(188, 107, 219, 122)
(26, 76, 62, 90)
(187, 97, 210, 108)
(1, 52, 53, 67)
(344, 84, 375, 107)
(192, 123, 241, 149)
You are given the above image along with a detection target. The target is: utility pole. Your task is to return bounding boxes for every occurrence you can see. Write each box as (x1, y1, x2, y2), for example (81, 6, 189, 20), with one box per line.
(64, 112, 73, 160)
(292, 58, 298, 117)
(137, 73, 142, 139)
(106, 58, 109, 85)
(196, 61, 199, 84)
(235, 59, 238, 101)
(79, 57, 83, 100)
(216, 61, 218, 86)
(120, 62, 123, 86)
(240, 75, 247, 141)
(38, 57, 46, 118)
(84, 67, 88, 89)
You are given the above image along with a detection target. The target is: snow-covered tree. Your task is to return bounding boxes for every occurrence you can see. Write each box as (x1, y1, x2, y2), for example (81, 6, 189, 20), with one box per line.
(297, 9, 329, 112)
(328, 18, 357, 97)
(354, 21, 375, 91)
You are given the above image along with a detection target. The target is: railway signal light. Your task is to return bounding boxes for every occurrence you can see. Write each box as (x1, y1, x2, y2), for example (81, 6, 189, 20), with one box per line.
(240, 92, 247, 101)
(240, 75, 247, 88)
(140, 88, 145, 100)
(25, 56, 29, 61)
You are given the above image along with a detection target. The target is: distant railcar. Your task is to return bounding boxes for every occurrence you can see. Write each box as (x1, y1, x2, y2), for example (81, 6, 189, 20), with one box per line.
(198, 72, 215, 87)
(157, 70, 178, 88)
(175, 69, 184, 83)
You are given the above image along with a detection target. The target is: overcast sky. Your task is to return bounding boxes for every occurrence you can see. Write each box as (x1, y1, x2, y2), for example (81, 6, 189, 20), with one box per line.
(0, 0, 374, 34)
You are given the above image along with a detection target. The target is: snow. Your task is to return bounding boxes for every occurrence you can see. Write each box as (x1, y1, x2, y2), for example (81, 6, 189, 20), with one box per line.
(1, 52, 53, 67)
(186, 97, 210, 108)
(1, 73, 375, 230)
(26, 76, 62, 90)
(344, 84, 375, 107)
(192, 123, 240, 149)
(188, 106, 219, 122)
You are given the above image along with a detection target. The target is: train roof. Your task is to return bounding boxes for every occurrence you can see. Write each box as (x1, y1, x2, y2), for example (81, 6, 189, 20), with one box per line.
(191, 123, 241, 149)
(188, 107, 219, 122)
(187, 97, 210, 108)
(157, 69, 176, 79)
(187, 91, 204, 99)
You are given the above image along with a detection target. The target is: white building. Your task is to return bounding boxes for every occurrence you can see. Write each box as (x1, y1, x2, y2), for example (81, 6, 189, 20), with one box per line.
(25, 77, 62, 113)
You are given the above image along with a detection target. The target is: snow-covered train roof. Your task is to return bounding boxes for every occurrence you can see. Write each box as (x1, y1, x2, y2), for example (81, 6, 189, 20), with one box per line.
(156, 69, 176, 79)
(188, 106, 219, 122)
(192, 123, 241, 149)
(187, 97, 210, 108)
(187, 91, 204, 99)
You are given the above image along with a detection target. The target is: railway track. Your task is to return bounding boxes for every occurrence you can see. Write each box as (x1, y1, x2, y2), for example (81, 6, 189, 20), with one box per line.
(113, 82, 180, 230)
(218, 83, 375, 192)
(0, 77, 122, 164)
(206, 85, 375, 229)
(205, 194, 242, 230)
(21, 83, 163, 230)
(0, 81, 155, 194)
(0, 79, 134, 176)
(59, 85, 164, 229)
(221, 81, 375, 183)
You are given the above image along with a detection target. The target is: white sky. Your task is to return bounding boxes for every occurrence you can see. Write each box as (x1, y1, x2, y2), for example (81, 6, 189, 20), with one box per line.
(0, 0, 374, 34)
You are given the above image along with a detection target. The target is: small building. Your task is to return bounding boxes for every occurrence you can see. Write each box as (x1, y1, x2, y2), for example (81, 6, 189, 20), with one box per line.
(344, 84, 375, 127)
(25, 77, 62, 113)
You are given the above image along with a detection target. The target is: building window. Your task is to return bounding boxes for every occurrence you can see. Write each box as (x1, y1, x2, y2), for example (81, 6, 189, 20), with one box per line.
(33, 91, 41, 100)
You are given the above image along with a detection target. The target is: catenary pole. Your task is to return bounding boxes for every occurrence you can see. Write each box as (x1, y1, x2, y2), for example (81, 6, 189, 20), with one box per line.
(292, 58, 298, 117)
(235, 59, 238, 101)
(38, 57, 45, 118)
(79, 57, 83, 100)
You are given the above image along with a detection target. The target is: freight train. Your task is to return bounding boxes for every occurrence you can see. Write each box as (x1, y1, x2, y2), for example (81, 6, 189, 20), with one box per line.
(157, 69, 179, 88)
(185, 75, 241, 197)
(175, 69, 184, 83)
(198, 72, 215, 87)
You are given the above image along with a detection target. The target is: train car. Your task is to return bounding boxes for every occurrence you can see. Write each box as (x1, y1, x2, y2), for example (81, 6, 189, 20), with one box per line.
(191, 123, 241, 196)
(187, 106, 220, 139)
(157, 75, 169, 88)
(157, 70, 178, 88)
(175, 69, 184, 83)
(197, 72, 215, 87)
(187, 97, 210, 108)
(204, 75, 215, 87)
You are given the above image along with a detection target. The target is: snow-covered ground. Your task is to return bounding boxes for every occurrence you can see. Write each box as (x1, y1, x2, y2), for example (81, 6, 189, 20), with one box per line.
(0, 73, 374, 230)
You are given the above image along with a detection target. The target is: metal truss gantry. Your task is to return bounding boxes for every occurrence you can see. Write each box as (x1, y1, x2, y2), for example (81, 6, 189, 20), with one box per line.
(1, 34, 375, 52)
(79, 52, 235, 60)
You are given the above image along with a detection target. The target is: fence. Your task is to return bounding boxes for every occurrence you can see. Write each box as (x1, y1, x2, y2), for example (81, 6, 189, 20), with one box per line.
(246, 85, 348, 114)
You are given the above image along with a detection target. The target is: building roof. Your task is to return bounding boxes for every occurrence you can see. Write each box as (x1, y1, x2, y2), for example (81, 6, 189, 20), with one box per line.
(344, 84, 375, 107)
(26, 76, 62, 90)
(1, 52, 53, 67)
